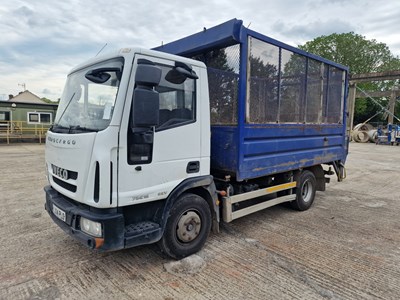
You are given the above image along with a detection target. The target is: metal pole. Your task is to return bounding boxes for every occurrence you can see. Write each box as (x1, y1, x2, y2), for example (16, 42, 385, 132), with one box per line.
(388, 85, 398, 124)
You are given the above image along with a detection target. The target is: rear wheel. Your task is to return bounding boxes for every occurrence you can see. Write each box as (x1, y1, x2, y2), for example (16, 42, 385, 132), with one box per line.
(291, 170, 317, 211)
(159, 193, 211, 259)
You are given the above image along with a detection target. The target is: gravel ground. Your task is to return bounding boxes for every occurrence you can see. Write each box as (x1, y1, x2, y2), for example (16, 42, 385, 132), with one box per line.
(0, 142, 399, 300)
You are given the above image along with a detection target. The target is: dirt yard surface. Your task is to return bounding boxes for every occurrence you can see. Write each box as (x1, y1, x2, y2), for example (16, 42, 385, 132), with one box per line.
(0, 142, 399, 300)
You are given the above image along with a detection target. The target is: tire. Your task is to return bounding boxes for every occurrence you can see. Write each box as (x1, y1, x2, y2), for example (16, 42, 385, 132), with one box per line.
(291, 170, 317, 211)
(159, 193, 211, 259)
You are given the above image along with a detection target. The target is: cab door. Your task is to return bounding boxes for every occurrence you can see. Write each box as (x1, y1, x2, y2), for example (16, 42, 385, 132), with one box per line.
(118, 55, 203, 207)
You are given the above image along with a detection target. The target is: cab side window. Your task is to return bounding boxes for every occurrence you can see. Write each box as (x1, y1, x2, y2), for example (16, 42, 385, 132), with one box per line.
(155, 65, 196, 131)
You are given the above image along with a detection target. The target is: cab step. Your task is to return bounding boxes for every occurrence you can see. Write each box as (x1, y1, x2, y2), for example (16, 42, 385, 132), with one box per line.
(125, 222, 160, 237)
(124, 221, 162, 248)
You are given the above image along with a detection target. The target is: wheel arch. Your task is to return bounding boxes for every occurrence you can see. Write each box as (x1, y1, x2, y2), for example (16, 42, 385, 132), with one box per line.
(159, 176, 220, 235)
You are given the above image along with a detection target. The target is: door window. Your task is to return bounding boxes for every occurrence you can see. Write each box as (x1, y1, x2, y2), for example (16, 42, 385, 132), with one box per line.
(156, 65, 196, 131)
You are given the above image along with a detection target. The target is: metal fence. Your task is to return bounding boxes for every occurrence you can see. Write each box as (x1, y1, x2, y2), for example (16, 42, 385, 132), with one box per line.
(191, 44, 241, 125)
(0, 121, 49, 144)
(247, 36, 346, 124)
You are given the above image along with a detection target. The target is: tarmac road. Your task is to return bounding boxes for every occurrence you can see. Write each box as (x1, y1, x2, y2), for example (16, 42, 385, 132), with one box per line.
(0, 142, 399, 299)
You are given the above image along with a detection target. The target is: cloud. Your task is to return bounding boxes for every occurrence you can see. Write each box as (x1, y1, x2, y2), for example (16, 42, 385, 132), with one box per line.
(272, 19, 356, 45)
(1, 0, 400, 100)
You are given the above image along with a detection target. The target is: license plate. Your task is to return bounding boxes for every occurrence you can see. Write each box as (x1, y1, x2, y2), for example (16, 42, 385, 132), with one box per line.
(52, 204, 66, 222)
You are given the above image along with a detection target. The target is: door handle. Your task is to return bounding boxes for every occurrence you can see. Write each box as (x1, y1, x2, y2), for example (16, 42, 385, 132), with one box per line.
(186, 161, 200, 173)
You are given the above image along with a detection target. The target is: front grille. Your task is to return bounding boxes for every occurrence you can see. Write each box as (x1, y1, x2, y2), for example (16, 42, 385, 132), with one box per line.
(51, 164, 78, 180)
(53, 176, 77, 193)
(68, 170, 78, 180)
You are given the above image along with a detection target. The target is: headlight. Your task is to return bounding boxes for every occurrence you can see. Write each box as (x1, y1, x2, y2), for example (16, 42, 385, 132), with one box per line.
(80, 217, 102, 237)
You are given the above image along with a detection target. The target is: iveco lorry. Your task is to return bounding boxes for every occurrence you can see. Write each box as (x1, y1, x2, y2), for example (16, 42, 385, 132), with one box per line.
(44, 19, 348, 259)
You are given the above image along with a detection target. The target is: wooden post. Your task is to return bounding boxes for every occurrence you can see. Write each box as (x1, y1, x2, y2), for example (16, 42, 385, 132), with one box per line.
(348, 83, 356, 131)
(6, 122, 10, 144)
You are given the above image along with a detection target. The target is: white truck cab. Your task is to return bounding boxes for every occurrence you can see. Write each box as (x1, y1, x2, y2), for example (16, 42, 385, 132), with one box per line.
(45, 48, 219, 258)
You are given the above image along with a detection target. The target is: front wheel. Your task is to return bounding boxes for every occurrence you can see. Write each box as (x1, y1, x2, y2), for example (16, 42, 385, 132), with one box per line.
(159, 193, 211, 259)
(291, 170, 317, 211)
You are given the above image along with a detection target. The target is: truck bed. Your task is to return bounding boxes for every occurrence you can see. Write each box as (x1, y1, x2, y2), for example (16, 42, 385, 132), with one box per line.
(155, 19, 348, 181)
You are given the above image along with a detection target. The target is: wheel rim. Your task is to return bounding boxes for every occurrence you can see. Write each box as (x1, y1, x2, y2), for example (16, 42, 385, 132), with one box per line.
(301, 180, 313, 203)
(176, 210, 202, 243)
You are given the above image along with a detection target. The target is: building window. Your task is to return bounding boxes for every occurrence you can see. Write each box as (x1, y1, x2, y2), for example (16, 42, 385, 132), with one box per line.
(0, 111, 10, 121)
(0, 111, 11, 130)
(40, 113, 51, 123)
(27, 112, 52, 124)
(29, 113, 39, 122)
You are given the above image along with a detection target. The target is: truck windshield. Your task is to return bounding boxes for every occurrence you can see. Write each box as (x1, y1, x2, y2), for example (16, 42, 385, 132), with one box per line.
(52, 58, 123, 133)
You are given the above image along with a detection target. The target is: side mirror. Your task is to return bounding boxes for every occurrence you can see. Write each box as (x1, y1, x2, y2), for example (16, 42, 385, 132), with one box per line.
(85, 67, 121, 83)
(131, 88, 159, 128)
(131, 60, 161, 128)
(135, 60, 162, 87)
(165, 61, 198, 84)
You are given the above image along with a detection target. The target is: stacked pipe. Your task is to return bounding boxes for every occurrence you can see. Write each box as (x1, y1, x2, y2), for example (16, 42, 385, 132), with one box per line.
(352, 123, 377, 143)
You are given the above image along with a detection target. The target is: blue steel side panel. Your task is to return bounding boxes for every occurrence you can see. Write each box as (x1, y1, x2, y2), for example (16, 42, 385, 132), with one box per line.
(153, 19, 243, 57)
(237, 124, 346, 181)
(210, 126, 238, 174)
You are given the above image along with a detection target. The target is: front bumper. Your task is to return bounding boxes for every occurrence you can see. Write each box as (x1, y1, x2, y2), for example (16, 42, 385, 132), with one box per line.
(44, 185, 125, 251)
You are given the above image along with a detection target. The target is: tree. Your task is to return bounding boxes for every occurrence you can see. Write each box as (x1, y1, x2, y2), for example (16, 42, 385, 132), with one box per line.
(41, 97, 57, 104)
(300, 32, 400, 124)
(300, 32, 400, 74)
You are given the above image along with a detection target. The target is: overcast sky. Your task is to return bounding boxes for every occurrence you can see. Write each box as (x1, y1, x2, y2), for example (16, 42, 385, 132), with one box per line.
(1, 0, 400, 101)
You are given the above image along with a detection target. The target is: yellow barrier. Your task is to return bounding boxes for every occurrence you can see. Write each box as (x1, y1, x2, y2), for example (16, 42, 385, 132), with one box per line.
(0, 121, 50, 144)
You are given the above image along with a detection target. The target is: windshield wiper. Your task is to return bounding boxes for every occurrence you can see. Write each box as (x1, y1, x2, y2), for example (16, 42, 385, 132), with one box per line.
(57, 92, 76, 124)
(50, 124, 70, 133)
(68, 125, 98, 133)
(51, 124, 98, 134)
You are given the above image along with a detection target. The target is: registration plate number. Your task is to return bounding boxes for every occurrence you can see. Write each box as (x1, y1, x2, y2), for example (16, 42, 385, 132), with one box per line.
(52, 204, 66, 222)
